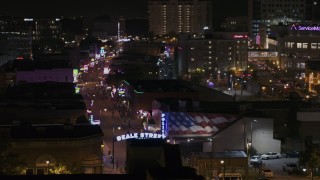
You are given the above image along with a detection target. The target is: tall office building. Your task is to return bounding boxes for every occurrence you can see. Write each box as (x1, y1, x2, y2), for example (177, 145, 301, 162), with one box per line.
(248, 0, 320, 48)
(148, 0, 212, 35)
(0, 16, 33, 59)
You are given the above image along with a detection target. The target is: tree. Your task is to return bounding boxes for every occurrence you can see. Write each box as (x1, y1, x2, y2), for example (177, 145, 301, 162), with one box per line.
(49, 162, 72, 174)
(298, 144, 320, 179)
(0, 133, 26, 175)
(249, 146, 257, 156)
(190, 71, 205, 85)
(76, 115, 90, 124)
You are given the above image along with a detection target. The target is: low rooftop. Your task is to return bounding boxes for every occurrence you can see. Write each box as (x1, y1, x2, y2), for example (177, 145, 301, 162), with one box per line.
(1, 124, 103, 140)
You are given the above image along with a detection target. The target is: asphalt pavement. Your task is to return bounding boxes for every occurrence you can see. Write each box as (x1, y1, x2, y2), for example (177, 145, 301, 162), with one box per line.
(257, 157, 320, 180)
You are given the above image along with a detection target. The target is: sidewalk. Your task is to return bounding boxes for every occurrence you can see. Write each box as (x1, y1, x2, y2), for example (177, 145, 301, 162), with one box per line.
(103, 162, 124, 174)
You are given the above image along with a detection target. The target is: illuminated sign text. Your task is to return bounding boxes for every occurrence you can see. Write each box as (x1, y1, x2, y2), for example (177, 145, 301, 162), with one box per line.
(233, 35, 248, 38)
(115, 133, 166, 142)
(290, 24, 320, 31)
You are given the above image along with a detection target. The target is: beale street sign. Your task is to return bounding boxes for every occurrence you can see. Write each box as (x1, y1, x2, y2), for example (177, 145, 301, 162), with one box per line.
(115, 132, 166, 142)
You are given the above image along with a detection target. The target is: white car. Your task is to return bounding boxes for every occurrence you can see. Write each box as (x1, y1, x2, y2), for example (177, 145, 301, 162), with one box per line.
(261, 152, 281, 160)
(250, 155, 262, 165)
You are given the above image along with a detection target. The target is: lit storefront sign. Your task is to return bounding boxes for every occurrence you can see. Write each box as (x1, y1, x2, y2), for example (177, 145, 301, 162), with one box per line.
(233, 35, 248, 38)
(290, 24, 320, 31)
(115, 132, 166, 142)
(75, 87, 80, 94)
(73, 69, 78, 83)
(100, 47, 106, 57)
(256, 34, 260, 45)
(161, 113, 166, 137)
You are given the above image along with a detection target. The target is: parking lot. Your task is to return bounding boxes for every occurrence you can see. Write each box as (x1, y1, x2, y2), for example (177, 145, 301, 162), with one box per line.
(255, 157, 319, 179)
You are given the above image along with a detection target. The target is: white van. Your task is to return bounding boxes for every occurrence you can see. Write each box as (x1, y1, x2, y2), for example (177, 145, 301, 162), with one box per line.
(217, 173, 242, 180)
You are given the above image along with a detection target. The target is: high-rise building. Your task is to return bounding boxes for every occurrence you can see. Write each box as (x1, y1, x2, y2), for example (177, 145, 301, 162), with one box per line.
(248, 0, 320, 48)
(177, 32, 248, 81)
(148, 0, 212, 36)
(0, 16, 33, 59)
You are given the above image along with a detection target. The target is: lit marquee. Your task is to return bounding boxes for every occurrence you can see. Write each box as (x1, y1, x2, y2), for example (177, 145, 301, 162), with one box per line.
(115, 132, 166, 142)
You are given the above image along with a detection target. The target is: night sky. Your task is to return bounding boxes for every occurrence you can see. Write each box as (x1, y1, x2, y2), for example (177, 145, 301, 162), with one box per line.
(0, 0, 148, 18)
(0, 0, 247, 26)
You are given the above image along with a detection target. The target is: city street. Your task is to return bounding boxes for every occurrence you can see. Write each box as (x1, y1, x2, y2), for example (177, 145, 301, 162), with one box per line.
(81, 84, 143, 174)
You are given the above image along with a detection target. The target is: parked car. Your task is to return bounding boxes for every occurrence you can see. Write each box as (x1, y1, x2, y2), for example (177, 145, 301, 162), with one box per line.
(284, 151, 299, 158)
(257, 176, 269, 180)
(261, 152, 281, 160)
(250, 155, 262, 165)
(261, 168, 274, 178)
(217, 172, 242, 180)
(283, 162, 298, 174)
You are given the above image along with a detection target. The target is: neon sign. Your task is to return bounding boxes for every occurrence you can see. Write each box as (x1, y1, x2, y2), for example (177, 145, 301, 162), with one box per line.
(290, 24, 320, 31)
(256, 35, 260, 45)
(115, 132, 166, 142)
(233, 35, 248, 38)
(100, 47, 106, 57)
(161, 113, 166, 136)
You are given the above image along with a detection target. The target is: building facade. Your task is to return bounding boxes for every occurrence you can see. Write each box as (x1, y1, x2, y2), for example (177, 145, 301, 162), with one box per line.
(278, 24, 320, 79)
(13, 59, 74, 84)
(177, 32, 248, 81)
(3, 124, 104, 175)
(0, 16, 33, 59)
(148, 0, 212, 35)
(248, 0, 320, 48)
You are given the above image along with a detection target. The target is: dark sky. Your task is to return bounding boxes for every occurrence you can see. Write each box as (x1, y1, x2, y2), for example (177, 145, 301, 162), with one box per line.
(0, 0, 148, 18)
(0, 0, 247, 20)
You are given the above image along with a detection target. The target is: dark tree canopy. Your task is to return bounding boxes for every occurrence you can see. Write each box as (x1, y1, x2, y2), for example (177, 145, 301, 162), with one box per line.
(0, 133, 26, 175)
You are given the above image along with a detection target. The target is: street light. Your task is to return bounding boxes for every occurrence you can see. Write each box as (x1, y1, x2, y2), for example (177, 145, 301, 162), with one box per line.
(246, 140, 251, 160)
(217, 70, 220, 89)
(46, 160, 49, 174)
(250, 119, 258, 154)
(112, 137, 115, 169)
(220, 160, 225, 180)
(101, 144, 104, 173)
(246, 140, 251, 180)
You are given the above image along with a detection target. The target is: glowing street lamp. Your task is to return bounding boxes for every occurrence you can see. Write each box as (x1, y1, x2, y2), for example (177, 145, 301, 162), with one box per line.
(101, 144, 104, 173)
(250, 119, 258, 153)
(46, 160, 50, 174)
(220, 160, 225, 180)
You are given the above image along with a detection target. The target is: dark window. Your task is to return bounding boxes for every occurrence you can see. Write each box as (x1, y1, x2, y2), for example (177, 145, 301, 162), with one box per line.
(36, 168, 45, 175)
(26, 169, 34, 175)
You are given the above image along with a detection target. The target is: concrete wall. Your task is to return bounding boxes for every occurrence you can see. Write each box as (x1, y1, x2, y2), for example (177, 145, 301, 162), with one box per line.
(211, 117, 281, 155)
(297, 111, 320, 145)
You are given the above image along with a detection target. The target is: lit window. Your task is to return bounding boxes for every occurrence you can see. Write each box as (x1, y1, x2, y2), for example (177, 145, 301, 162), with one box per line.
(302, 43, 308, 49)
(297, 43, 302, 48)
